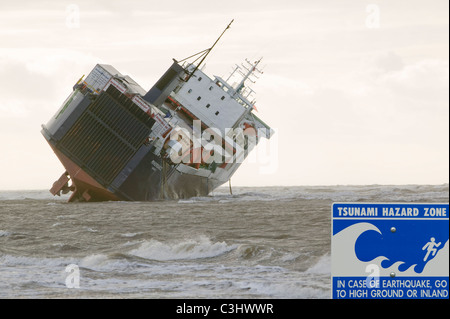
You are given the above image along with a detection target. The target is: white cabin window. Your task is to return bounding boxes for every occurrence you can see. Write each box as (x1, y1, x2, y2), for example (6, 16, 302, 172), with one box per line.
(188, 89, 192, 93)
(197, 96, 202, 101)
(215, 111, 220, 116)
(206, 104, 210, 108)
(221, 96, 225, 100)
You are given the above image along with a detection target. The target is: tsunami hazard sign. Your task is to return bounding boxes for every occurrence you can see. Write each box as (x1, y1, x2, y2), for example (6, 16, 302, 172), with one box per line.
(331, 203, 449, 299)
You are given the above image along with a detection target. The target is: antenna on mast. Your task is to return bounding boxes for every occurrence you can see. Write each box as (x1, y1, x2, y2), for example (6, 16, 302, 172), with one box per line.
(235, 57, 263, 94)
(177, 19, 234, 81)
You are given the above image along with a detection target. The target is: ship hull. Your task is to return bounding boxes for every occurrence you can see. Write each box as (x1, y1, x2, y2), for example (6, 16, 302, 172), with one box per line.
(43, 131, 223, 202)
(44, 138, 224, 202)
(47, 143, 120, 202)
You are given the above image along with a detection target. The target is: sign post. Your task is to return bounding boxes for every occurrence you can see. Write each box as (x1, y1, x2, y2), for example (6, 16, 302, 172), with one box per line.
(331, 203, 449, 299)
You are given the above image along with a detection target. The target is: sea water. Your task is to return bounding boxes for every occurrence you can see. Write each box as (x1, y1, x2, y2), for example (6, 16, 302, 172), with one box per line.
(0, 184, 448, 298)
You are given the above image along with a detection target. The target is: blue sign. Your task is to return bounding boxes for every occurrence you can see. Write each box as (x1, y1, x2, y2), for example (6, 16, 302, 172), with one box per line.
(332, 203, 449, 299)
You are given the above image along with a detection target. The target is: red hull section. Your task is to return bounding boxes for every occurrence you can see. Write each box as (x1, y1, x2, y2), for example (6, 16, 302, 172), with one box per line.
(49, 143, 120, 202)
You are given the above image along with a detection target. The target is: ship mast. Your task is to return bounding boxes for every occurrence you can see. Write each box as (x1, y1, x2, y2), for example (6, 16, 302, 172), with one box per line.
(229, 58, 264, 129)
(178, 19, 234, 82)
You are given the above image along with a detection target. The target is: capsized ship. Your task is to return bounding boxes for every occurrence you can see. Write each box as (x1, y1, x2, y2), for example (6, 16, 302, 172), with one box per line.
(41, 22, 273, 202)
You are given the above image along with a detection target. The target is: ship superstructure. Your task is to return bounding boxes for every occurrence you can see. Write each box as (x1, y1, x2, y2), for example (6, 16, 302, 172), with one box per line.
(41, 22, 273, 202)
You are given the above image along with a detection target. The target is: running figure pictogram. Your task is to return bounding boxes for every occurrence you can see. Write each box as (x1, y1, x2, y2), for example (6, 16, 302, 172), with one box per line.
(422, 237, 441, 262)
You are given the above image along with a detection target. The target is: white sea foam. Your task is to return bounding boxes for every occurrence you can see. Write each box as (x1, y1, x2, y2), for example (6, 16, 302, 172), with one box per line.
(79, 254, 109, 269)
(120, 232, 142, 238)
(129, 236, 237, 261)
(306, 254, 331, 275)
(235, 278, 328, 299)
(0, 254, 72, 268)
(0, 230, 11, 237)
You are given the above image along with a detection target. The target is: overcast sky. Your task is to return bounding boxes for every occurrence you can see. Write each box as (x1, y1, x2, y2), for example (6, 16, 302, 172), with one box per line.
(0, 0, 448, 190)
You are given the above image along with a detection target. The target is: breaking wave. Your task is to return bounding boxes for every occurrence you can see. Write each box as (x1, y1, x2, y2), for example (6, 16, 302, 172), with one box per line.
(128, 236, 238, 261)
